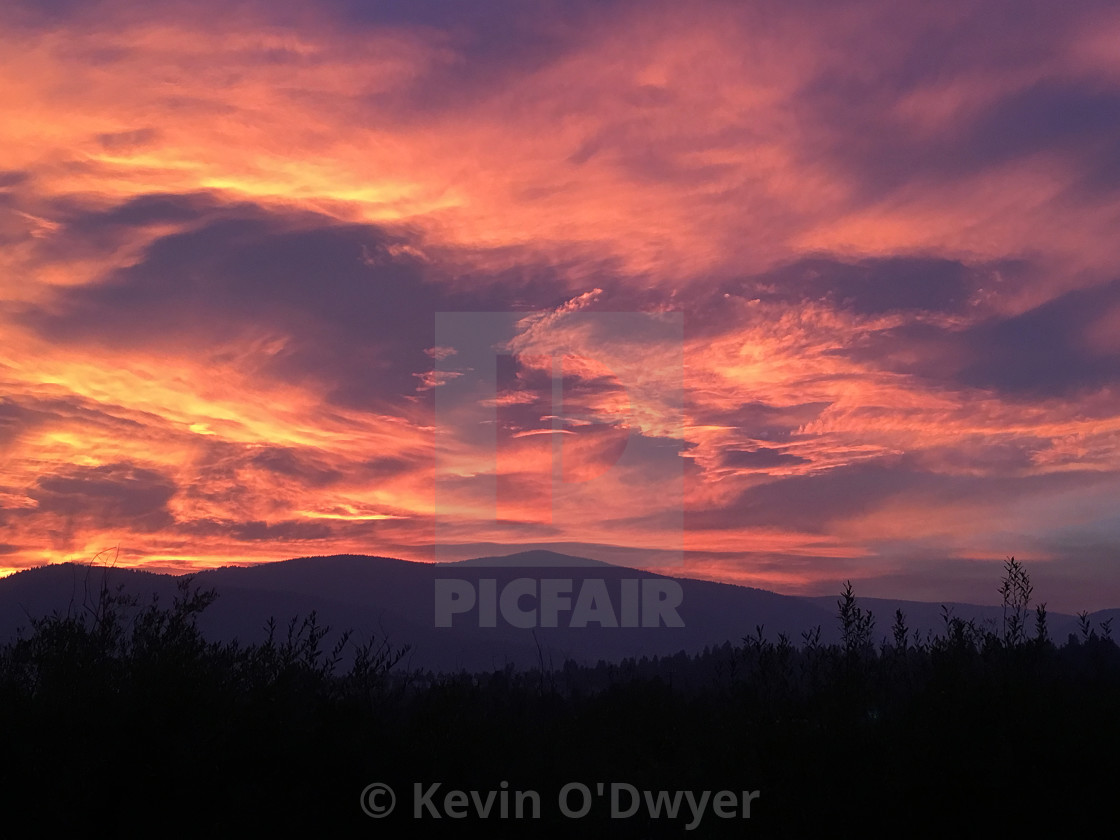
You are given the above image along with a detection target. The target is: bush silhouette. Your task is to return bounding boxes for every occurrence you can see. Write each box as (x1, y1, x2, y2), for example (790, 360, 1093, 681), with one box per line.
(1, 557, 1118, 834)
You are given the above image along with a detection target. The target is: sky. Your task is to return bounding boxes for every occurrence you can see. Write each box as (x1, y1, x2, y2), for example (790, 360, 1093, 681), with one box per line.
(3, 0, 1120, 611)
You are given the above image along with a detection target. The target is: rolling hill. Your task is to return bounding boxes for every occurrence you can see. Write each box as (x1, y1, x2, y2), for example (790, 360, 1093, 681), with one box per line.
(0, 550, 1110, 672)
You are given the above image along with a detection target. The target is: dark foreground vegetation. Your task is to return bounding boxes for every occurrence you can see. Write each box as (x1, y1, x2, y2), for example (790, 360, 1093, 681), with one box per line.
(1, 558, 1117, 836)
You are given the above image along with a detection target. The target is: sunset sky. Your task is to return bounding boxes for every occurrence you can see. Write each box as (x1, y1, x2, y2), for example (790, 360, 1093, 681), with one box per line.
(4, 0, 1120, 610)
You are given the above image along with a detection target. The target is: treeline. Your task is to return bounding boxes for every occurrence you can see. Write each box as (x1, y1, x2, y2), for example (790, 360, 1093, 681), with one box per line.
(0, 559, 1117, 836)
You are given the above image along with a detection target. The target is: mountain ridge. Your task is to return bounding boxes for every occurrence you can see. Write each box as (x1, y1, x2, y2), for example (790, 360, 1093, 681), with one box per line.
(1, 551, 1113, 672)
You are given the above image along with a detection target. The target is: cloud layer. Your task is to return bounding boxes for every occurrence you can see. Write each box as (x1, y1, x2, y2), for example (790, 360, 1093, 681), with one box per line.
(3, 0, 1120, 609)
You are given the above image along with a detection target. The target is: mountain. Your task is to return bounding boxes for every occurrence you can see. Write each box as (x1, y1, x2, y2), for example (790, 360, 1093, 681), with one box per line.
(0, 551, 1109, 672)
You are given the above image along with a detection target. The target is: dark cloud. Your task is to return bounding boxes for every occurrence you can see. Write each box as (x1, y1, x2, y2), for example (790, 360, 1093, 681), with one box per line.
(26, 212, 435, 407)
(337, 0, 620, 116)
(0, 0, 90, 23)
(909, 440, 1042, 474)
(720, 447, 808, 469)
(248, 446, 343, 487)
(689, 458, 1115, 534)
(8, 191, 235, 275)
(0, 400, 30, 449)
(0, 170, 29, 189)
(845, 276, 1120, 397)
(95, 127, 160, 152)
(760, 257, 976, 316)
(788, 2, 1120, 203)
(175, 440, 346, 508)
(67, 191, 221, 229)
(176, 517, 334, 542)
(612, 140, 742, 187)
(689, 460, 918, 533)
(354, 456, 423, 481)
(960, 81, 1120, 194)
(689, 256, 1007, 346)
(25, 201, 585, 410)
(955, 279, 1120, 395)
(29, 463, 176, 531)
(0, 396, 151, 454)
(231, 519, 334, 542)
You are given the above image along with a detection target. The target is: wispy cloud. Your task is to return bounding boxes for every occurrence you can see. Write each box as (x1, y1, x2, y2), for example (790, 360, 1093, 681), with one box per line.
(3, 0, 1120, 609)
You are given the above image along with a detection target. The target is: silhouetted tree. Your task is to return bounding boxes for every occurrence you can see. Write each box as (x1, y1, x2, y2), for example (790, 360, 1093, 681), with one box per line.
(999, 556, 1032, 646)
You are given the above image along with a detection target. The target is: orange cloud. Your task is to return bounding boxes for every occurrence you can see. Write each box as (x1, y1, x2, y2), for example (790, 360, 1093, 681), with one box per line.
(4, 0, 1120, 609)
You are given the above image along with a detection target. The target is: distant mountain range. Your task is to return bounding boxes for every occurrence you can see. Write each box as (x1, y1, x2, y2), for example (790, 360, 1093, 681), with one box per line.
(1, 550, 1115, 673)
